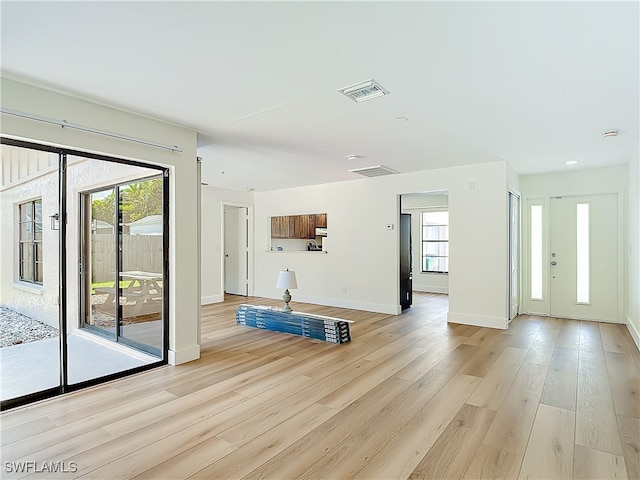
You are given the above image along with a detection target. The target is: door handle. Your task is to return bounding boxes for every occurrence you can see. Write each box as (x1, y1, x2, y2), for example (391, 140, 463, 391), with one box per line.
(550, 261, 557, 266)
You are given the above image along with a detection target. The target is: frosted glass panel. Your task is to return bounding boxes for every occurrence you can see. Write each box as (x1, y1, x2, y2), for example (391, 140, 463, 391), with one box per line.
(530, 205, 543, 300)
(576, 203, 590, 303)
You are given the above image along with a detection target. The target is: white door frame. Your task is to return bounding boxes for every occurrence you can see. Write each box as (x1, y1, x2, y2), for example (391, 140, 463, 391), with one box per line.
(522, 189, 624, 322)
(220, 201, 254, 297)
(508, 190, 521, 322)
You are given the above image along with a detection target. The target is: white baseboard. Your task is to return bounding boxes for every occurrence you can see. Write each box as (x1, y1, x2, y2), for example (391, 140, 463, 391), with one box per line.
(413, 285, 449, 294)
(201, 294, 224, 305)
(168, 344, 200, 365)
(253, 290, 400, 315)
(296, 294, 401, 315)
(626, 315, 640, 352)
(447, 311, 508, 330)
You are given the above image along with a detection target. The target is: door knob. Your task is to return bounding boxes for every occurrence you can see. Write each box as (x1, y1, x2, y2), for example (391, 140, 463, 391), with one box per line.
(550, 261, 557, 266)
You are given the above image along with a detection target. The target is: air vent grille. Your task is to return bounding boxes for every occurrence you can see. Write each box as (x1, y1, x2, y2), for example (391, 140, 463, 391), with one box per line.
(349, 165, 399, 177)
(339, 79, 389, 103)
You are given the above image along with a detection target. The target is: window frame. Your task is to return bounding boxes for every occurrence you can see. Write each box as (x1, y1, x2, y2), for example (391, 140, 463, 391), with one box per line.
(420, 209, 449, 274)
(18, 198, 43, 285)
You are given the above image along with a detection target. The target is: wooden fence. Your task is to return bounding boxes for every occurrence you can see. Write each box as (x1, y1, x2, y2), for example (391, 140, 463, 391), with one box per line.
(91, 234, 163, 283)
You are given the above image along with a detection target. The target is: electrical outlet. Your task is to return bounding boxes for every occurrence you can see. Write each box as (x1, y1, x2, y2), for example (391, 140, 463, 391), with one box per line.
(385, 224, 394, 230)
(342, 286, 347, 293)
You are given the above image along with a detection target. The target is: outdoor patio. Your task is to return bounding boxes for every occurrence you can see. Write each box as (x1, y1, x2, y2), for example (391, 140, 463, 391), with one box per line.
(0, 312, 158, 402)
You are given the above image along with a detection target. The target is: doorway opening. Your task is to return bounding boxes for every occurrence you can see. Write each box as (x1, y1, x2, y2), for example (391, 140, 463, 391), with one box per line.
(400, 191, 450, 308)
(223, 204, 250, 296)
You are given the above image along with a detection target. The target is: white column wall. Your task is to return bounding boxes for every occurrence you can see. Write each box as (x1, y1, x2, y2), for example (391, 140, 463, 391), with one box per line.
(0, 78, 200, 365)
(627, 149, 640, 348)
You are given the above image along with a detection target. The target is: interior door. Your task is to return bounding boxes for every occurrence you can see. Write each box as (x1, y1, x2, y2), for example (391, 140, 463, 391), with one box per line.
(549, 193, 619, 322)
(400, 213, 412, 310)
(224, 206, 248, 296)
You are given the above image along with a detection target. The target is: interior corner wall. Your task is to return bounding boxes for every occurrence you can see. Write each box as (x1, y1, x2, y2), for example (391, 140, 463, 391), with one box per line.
(0, 77, 200, 365)
(627, 150, 640, 349)
(200, 186, 254, 305)
(254, 161, 510, 329)
(507, 162, 521, 194)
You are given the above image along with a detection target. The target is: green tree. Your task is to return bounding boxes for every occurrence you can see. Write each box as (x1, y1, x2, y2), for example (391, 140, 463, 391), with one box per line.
(122, 178, 162, 222)
(91, 177, 162, 224)
(91, 193, 115, 224)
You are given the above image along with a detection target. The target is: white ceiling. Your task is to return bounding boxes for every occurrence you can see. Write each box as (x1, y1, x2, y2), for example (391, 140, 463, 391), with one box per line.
(2, 1, 638, 192)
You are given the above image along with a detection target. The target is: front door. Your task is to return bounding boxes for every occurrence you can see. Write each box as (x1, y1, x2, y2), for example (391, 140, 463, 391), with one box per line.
(549, 193, 619, 322)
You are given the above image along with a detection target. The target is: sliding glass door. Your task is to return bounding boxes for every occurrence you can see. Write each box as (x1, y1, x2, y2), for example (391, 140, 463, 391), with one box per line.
(79, 171, 165, 357)
(1, 139, 168, 409)
(0, 143, 61, 404)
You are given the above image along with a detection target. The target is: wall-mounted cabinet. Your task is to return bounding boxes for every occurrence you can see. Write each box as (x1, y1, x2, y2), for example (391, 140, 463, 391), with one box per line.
(271, 216, 290, 238)
(315, 213, 327, 228)
(270, 213, 327, 239)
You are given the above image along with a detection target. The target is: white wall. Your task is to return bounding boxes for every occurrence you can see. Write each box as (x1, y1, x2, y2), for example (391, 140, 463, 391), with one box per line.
(201, 186, 254, 304)
(255, 161, 510, 329)
(519, 166, 628, 322)
(1, 78, 200, 365)
(627, 149, 640, 348)
(0, 149, 60, 327)
(507, 162, 521, 194)
(401, 193, 449, 294)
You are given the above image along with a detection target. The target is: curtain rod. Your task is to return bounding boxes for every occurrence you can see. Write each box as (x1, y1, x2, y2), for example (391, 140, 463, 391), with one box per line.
(1, 107, 183, 153)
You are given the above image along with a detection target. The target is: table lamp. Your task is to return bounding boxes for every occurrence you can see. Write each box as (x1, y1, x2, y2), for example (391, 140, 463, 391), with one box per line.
(276, 269, 298, 313)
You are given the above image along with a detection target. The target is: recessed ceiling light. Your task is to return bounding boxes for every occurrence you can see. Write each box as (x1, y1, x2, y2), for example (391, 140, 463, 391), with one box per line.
(338, 79, 389, 103)
(564, 160, 579, 166)
(602, 129, 619, 138)
(394, 116, 409, 122)
(346, 155, 362, 161)
(245, 187, 255, 192)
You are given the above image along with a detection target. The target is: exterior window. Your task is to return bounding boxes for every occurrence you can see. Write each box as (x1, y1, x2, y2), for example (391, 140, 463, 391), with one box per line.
(18, 199, 43, 284)
(421, 211, 449, 273)
(530, 205, 543, 300)
(576, 203, 590, 304)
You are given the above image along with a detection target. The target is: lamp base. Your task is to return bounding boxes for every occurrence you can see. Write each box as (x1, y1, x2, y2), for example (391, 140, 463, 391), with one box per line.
(282, 288, 292, 313)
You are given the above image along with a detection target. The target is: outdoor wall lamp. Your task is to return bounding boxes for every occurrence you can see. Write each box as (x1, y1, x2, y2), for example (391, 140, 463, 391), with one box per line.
(50, 213, 59, 230)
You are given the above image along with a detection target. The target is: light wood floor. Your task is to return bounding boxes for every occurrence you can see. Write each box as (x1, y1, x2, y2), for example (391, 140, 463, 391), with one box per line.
(1, 293, 639, 479)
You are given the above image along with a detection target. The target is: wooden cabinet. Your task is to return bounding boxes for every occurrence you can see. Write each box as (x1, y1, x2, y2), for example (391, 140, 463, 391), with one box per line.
(288, 215, 308, 239)
(270, 213, 327, 239)
(270, 216, 289, 238)
(306, 214, 317, 239)
(315, 213, 327, 228)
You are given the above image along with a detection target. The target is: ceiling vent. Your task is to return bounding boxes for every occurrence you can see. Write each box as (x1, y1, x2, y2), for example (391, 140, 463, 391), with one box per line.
(349, 165, 399, 177)
(338, 79, 389, 103)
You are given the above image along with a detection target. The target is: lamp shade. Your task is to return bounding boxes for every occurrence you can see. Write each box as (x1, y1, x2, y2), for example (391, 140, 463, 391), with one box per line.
(276, 269, 298, 289)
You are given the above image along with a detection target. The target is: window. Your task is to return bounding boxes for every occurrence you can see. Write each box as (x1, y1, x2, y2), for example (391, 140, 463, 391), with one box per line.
(576, 203, 590, 304)
(530, 205, 543, 300)
(18, 199, 43, 284)
(421, 211, 449, 273)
